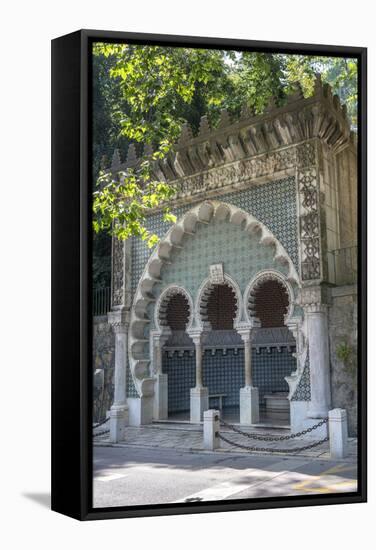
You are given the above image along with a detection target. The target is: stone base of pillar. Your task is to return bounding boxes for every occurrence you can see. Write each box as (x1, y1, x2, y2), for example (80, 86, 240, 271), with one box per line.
(308, 404, 330, 419)
(240, 386, 259, 425)
(290, 401, 329, 439)
(109, 405, 129, 443)
(128, 396, 153, 426)
(153, 373, 168, 420)
(190, 387, 209, 423)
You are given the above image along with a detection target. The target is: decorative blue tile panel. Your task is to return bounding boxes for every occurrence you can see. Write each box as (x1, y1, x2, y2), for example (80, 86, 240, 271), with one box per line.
(252, 347, 296, 404)
(203, 349, 245, 408)
(163, 350, 196, 413)
(163, 346, 297, 413)
(131, 176, 297, 293)
(291, 349, 311, 401)
(126, 364, 138, 397)
(153, 216, 288, 303)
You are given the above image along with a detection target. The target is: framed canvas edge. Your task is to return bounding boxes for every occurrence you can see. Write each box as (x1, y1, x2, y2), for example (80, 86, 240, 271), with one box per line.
(51, 29, 367, 521)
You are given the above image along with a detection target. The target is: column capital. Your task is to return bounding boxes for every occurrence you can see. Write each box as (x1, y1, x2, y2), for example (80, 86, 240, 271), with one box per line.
(187, 328, 204, 346)
(235, 320, 260, 342)
(150, 327, 171, 347)
(304, 303, 328, 315)
(107, 309, 130, 332)
(299, 285, 329, 313)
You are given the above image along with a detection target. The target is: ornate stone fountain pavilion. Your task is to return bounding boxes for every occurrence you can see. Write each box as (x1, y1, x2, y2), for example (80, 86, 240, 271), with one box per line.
(102, 76, 358, 443)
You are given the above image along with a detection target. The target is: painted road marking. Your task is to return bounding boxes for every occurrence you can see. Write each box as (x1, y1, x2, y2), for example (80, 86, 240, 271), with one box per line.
(292, 464, 357, 494)
(173, 458, 310, 503)
(95, 472, 129, 482)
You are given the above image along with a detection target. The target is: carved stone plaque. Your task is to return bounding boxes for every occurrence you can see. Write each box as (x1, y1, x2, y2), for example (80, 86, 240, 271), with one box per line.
(209, 263, 224, 285)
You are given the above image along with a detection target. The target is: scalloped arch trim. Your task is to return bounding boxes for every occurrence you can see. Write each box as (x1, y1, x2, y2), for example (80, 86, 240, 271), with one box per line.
(128, 200, 300, 397)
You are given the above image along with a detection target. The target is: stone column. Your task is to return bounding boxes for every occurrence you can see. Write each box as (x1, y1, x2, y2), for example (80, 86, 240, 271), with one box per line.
(237, 325, 259, 425)
(108, 310, 129, 442)
(188, 330, 209, 423)
(243, 332, 253, 387)
(152, 329, 171, 421)
(155, 338, 163, 374)
(195, 337, 204, 388)
(301, 287, 331, 418)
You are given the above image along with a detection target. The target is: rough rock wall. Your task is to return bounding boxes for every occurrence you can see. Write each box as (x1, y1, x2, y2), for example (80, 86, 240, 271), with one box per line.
(328, 285, 358, 436)
(93, 316, 115, 422)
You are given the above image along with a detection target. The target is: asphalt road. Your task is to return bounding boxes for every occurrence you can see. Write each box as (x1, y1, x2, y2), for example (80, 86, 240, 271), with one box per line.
(93, 446, 357, 508)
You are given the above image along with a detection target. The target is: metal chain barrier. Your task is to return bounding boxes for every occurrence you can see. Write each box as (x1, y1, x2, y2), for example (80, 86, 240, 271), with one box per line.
(93, 428, 110, 438)
(93, 416, 110, 438)
(93, 416, 110, 429)
(217, 432, 329, 453)
(219, 417, 328, 441)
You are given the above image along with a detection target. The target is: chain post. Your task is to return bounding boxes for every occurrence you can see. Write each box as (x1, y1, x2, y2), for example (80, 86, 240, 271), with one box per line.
(204, 409, 220, 450)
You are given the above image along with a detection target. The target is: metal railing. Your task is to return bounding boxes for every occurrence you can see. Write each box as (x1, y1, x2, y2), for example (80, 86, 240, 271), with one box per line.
(327, 245, 357, 286)
(93, 286, 111, 317)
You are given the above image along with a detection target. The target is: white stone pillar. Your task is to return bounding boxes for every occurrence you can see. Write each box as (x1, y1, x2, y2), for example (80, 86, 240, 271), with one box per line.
(108, 311, 129, 442)
(195, 337, 203, 388)
(151, 329, 171, 421)
(155, 338, 163, 374)
(154, 372, 168, 420)
(203, 409, 220, 450)
(237, 326, 260, 425)
(329, 408, 348, 458)
(243, 332, 253, 387)
(188, 331, 208, 423)
(305, 303, 331, 418)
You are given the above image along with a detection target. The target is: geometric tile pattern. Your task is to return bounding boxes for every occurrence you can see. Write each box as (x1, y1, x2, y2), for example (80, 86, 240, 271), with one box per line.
(150, 216, 289, 331)
(252, 347, 296, 405)
(203, 349, 245, 409)
(131, 176, 297, 293)
(127, 364, 138, 397)
(163, 346, 297, 413)
(164, 351, 196, 413)
(128, 176, 299, 399)
(291, 348, 311, 401)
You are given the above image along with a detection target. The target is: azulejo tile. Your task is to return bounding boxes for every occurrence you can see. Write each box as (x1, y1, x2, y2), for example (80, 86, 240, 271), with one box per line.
(163, 347, 297, 412)
(131, 176, 298, 294)
(291, 349, 311, 402)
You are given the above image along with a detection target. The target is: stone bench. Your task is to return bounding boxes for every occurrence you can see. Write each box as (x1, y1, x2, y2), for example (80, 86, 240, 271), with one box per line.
(264, 392, 290, 415)
(209, 393, 227, 411)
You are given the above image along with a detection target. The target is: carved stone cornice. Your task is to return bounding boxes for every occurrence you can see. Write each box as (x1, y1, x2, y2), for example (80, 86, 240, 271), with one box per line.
(106, 77, 353, 211)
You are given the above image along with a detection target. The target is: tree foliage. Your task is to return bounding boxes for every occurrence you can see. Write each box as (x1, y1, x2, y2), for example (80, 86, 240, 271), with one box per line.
(92, 44, 358, 250)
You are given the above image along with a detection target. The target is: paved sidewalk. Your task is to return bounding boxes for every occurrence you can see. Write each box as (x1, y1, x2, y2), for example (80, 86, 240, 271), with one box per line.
(93, 444, 358, 508)
(94, 422, 357, 461)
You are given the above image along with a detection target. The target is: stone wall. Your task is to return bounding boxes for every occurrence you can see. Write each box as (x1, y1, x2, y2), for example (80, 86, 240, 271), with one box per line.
(328, 285, 358, 436)
(336, 145, 357, 248)
(93, 316, 115, 422)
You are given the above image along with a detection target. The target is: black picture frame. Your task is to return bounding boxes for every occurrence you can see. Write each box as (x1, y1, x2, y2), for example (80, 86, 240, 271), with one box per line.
(51, 29, 367, 521)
